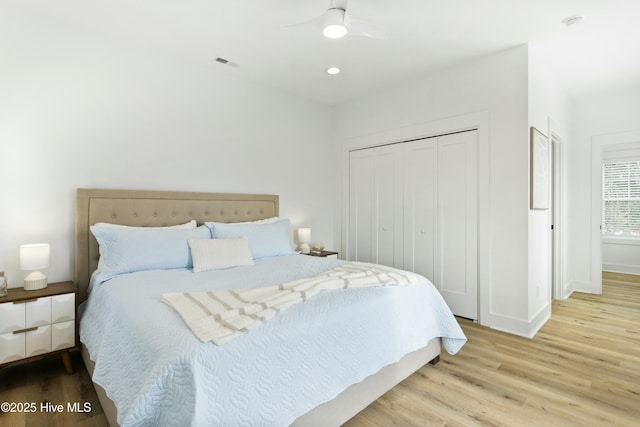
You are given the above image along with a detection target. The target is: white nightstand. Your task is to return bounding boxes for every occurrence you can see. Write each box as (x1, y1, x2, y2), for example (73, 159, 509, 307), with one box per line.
(0, 281, 77, 374)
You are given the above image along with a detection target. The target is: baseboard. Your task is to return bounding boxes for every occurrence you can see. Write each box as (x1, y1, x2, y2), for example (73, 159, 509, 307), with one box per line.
(567, 279, 593, 295)
(602, 263, 640, 275)
(483, 303, 551, 339)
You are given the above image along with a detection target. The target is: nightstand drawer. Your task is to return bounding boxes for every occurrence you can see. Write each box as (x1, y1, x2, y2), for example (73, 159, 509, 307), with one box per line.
(0, 296, 54, 332)
(1, 324, 56, 361)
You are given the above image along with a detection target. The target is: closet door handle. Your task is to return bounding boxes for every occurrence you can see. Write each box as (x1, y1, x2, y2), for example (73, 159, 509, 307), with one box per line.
(382, 226, 389, 231)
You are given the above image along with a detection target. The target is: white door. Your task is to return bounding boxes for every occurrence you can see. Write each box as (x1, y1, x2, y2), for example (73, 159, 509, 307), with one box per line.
(349, 145, 403, 266)
(374, 145, 403, 267)
(437, 131, 478, 319)
(348, 149, 375, 263)
(403, 138, 438, 282)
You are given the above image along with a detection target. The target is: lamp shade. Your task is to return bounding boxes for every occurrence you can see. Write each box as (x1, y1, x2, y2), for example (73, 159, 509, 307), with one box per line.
(20, 243, 50, 270)
(298, 228, 311, 243)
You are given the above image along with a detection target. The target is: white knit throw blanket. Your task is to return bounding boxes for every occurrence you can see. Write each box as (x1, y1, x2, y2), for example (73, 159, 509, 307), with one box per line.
(162, 262, 418, 345)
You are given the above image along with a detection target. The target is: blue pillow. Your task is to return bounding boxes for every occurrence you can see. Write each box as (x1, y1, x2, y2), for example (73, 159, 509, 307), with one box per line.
(205, 219, 294, 259)
(90, 224, 210, 282)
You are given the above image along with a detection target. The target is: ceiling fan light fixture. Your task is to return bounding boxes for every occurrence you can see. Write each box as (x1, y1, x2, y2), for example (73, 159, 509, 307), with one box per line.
(323, 23, 348, 38)
(322, 8, 348, 38)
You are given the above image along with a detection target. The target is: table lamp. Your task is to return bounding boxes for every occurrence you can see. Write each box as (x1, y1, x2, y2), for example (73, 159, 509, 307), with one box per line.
(20, 243, 50, 291)
(298, 228, 311, 254)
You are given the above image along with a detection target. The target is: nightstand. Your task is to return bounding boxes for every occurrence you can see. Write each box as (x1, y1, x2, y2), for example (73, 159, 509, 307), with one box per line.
(0, 281, 77, 374)
(305, 250, 339, 258)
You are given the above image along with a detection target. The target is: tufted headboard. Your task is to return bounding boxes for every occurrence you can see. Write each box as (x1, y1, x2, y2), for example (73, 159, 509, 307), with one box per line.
(75, 188, 279, 302)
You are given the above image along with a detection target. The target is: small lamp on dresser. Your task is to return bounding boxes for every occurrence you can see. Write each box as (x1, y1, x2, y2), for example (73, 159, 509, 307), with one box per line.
(298, 228, 311, 254)
(20, 243, 50, 291)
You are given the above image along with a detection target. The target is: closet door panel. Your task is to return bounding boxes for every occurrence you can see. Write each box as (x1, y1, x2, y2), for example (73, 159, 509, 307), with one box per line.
(348, 150, 375, 262)
(437, 131, 478, 319)
(374, 146, 403, 267)
(403, 139, 437, 281)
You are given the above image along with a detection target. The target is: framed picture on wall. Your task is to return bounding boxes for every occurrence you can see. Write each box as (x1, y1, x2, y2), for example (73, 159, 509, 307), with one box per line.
(530, 127, 549, 210)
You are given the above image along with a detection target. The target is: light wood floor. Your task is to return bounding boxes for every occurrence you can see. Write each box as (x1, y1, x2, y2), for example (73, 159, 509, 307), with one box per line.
(346, 272, 640, 427)
(1, 272, 638, 426)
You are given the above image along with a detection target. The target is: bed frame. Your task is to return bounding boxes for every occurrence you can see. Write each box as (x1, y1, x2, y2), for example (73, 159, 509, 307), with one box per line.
(75, 188, 441, 427)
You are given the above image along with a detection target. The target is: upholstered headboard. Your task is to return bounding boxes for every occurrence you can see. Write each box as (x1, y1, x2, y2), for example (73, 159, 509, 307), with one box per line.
(75, 188, 279, 302)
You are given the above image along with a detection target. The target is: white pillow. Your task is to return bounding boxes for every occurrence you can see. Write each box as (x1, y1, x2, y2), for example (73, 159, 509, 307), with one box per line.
(189, 237, 254, 272)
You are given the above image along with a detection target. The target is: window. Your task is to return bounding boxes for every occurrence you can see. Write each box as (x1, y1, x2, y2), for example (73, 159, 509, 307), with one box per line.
(602, 160, 640, 237)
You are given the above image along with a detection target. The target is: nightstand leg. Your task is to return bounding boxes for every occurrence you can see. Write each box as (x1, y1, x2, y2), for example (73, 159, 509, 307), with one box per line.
(60, 350, 74, 375)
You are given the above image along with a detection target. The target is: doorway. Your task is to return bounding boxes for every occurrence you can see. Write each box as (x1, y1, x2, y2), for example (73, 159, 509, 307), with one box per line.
(550, 132, 563, 300)
(590, 130, 640, 294)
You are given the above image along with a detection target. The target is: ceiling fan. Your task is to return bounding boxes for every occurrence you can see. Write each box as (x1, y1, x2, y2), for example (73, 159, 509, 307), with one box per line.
(288, 0, 388, 40)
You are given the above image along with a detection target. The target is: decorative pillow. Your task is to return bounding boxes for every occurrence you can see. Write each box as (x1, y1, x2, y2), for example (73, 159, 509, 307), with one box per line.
(91, 225, 210, 282)
(205, 218, 294, 259)
(188, 237, 254, 272)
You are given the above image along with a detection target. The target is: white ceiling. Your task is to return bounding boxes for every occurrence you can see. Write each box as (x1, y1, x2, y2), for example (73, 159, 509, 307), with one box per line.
(6, 0, 640, 105)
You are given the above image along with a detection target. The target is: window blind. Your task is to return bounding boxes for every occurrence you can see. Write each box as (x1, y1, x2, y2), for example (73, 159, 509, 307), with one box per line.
(602, 160, 640, 237)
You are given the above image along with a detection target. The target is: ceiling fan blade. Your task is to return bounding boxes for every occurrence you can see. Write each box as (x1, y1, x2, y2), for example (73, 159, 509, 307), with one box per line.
(349, 18, 389, 40)
(282, 14, 324, 30)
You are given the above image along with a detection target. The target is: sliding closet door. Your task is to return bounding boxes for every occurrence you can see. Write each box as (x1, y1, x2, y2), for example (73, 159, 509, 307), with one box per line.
(348, 150, 375, 263)
(348, 146, 403, 267)
(437, 131, 478, 320)
(403, 139, 438, 282)
(374, 145, 403, 267)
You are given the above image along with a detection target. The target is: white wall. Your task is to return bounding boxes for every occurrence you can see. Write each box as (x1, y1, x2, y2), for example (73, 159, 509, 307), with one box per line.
(526, 41, 570, 329)
(567, 85, 640, 292)
(335, 45, 540, 336)
(603, 238, 640, 275)
(0, 8, 336, 287)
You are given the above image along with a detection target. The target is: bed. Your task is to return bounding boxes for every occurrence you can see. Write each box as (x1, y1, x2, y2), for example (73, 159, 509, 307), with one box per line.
(75, 188, 466, 426)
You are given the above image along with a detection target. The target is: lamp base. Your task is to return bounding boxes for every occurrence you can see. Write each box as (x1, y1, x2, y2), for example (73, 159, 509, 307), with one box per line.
(24, 271, 48, 291)
(299, 243, 310, 254)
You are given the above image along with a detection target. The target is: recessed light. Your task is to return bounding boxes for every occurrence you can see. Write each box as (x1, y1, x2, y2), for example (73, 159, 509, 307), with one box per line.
(327, 67, 341, 75)
(562, 16, 585, 28)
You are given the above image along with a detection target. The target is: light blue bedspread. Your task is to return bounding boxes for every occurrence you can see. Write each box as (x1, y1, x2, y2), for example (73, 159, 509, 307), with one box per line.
(80, 255, 466, 426)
